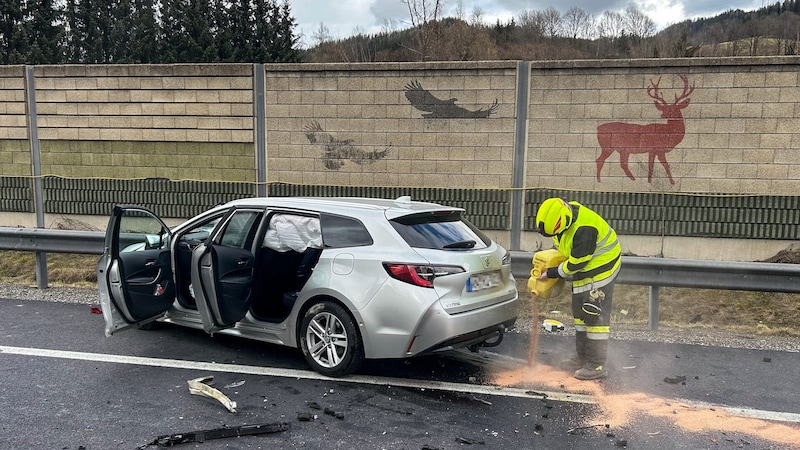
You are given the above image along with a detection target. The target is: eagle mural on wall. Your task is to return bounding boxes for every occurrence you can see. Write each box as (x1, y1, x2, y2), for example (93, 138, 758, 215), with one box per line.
(404, 80, 499, 119)
(303, 121, 391, 170)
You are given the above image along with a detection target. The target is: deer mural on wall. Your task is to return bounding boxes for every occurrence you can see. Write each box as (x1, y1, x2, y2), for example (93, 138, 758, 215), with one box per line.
(596, 74, 695, 184)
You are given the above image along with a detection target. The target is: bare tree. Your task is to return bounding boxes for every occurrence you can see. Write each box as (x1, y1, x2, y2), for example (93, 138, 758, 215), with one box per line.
(380, 18, 400, 35)
(470, 5, 484, 26)
(402, 0, 446, 60)
(563, 6, 595, 40)
(597, 10, 624, 40)
(402, 0, 445, 28)
(312, 22, 332, 46)
(517, 10, 545, 39)
(540, 6, 562, 38)
(623, 5, 656, 39)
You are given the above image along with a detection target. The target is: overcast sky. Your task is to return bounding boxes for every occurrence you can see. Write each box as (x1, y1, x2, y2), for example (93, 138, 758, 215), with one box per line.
(288, 0, 766, 47)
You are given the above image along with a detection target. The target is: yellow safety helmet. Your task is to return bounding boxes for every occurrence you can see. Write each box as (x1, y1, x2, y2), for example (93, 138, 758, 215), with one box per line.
(535, 198, 573, 237)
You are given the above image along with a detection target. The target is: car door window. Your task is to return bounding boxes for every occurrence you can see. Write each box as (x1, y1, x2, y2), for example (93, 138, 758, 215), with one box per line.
(217, 210, 262, 249)
(118, 210, 169, 253)
(319, 213, 373, 248)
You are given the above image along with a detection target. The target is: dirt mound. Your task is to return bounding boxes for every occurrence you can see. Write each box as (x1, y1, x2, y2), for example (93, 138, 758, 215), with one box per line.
(760, 249, 800, 264)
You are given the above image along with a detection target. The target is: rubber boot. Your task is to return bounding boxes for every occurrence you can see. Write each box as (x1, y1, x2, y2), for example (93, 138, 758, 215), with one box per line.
(559, 330, 587, 371)
(574, 339, 608, 380)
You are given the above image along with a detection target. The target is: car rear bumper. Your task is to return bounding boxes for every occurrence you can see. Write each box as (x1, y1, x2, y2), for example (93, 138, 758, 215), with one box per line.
(404, 294, 518, 357)
(414, 316, 518, 356)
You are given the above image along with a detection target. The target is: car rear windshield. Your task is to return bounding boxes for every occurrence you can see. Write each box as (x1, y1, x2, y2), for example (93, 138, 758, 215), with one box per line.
(390, 211, 490, 250)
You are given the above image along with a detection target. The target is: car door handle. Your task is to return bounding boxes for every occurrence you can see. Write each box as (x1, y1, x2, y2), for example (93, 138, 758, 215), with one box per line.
(145, 260, 156, 267)
(237, 258, 249, 266)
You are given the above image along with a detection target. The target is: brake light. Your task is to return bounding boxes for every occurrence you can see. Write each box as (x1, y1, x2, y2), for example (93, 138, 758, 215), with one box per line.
(383, 263, 464, 288)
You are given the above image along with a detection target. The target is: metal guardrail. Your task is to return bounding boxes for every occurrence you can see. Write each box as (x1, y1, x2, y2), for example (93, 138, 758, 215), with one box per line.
(2, 227, 799, 330)
(0, 227, 105, 255)
(510, 250, 800, 330)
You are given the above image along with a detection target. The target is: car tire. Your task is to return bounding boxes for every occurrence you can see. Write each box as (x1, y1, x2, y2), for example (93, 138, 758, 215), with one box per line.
(299, 300, 364, 377)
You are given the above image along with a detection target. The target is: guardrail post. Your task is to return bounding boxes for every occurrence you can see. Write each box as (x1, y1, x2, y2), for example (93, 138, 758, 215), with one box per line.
(648, 286, 659, 331)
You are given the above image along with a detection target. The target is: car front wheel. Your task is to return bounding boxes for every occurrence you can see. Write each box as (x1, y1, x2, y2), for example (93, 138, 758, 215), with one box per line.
(299, 301, 364, 377)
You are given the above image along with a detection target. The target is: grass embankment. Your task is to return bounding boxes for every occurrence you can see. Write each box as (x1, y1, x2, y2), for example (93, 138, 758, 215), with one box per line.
(2, 250, 798, 336)
(518, 279, 800, 336)
(0, 251, 99, 288)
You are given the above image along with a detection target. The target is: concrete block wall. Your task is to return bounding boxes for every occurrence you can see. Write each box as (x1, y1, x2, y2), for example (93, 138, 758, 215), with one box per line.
(0, 66, 30, 177)
(262, 61, 519, 189)
(2, 59, 800, 260)
(526, 58, 800, 195)
(29, 64, 256, 182)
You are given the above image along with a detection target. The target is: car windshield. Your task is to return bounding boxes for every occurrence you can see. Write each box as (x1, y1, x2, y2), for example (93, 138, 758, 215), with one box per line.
(390, 211, 490, 250)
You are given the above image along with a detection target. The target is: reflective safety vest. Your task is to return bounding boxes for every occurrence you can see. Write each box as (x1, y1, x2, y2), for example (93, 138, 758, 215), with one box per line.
(552, 201, 621, 293)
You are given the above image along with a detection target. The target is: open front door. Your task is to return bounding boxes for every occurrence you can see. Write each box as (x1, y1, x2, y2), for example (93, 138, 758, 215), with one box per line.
(97, 205, 175, 336)
(192, 208, 260, 333)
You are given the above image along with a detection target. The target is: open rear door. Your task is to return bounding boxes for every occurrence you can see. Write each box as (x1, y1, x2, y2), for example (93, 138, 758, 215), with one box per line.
(97, 205, 175, 336)
(192, 208, 261, 333)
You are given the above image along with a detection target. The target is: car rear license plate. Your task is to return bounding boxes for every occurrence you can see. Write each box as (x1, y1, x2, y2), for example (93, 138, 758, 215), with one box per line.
(467, 270, 501, 292)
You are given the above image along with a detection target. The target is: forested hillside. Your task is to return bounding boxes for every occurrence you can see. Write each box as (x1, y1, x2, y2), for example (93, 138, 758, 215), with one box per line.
(2, 0, 799, 65)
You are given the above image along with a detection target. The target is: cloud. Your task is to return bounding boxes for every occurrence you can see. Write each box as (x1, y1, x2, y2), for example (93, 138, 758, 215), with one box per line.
(290, 0, 767, 47)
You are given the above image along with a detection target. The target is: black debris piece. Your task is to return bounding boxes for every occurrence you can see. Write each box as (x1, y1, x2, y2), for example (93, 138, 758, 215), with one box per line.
(534, 424, 544, 431)
(307, 401, 322, 410)
(455, 437, 485, 445)
(140, 422, 290, 448)
(324, 407, 345, 420)
(297, 412, 314, 422)
(525, 390, 548, 398)
(615, 439, 628, 447)
(763, 357, 772, 363)
(664, 375, 687, 384)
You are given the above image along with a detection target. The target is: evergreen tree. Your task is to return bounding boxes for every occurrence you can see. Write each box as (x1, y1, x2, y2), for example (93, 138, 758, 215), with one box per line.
(228, 0, 255, 61)
(127, 0, 160, 63)
(211, 0, 235, 61)
(273, 0, 301, 62)
(24, 0, 67, 64)
(185, 0, 217, 62)
(65, 0, 115, 63)
(109, 0, 134, 62)
(159, 0, 189, 63)
(0, 0, 25, 63)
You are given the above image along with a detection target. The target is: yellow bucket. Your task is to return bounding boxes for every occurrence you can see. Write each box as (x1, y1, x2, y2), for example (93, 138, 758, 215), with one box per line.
(527, 249, 566, 299)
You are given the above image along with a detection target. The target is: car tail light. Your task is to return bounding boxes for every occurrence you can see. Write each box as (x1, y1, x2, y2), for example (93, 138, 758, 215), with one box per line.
(383, 263, 465, 288)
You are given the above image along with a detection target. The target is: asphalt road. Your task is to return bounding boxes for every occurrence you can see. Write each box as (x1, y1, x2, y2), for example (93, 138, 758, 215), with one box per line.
(1, 298, 798, 449)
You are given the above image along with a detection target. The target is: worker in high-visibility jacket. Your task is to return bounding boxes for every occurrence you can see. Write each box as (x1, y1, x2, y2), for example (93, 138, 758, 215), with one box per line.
(534, 198, 621, 380)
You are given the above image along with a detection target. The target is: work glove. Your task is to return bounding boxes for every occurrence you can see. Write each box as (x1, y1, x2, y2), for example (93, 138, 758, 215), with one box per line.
(582, 288, 604, 316)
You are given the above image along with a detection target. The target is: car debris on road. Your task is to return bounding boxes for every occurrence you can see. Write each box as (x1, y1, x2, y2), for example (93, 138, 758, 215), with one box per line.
(187, 375, 237, 413)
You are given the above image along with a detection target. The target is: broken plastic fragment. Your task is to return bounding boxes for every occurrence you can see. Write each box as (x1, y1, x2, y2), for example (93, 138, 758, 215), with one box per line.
(663, 375, 687, 384)
(187, 376, 237, 413)
(542, 319, 565, 332)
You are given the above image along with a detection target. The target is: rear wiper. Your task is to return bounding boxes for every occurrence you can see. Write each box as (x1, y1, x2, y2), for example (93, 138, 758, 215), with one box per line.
(443, 240, 476, 249)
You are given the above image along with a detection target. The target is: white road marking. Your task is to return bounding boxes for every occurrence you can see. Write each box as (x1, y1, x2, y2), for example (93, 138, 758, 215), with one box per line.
(0, 344, 591, 403)
(3, 344, 799, 425)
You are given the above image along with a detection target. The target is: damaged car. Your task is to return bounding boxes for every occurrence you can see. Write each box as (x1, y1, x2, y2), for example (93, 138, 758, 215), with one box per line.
(96, 196, 518, 377)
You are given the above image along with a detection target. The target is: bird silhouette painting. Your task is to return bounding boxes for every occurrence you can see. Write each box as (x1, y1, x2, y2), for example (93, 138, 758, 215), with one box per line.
(303, 121, 390, 170)
(404, 79, 499, 119)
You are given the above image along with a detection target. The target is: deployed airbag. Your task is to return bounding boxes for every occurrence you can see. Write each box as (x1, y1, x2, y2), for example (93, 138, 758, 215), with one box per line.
(262, 214, 322, 252)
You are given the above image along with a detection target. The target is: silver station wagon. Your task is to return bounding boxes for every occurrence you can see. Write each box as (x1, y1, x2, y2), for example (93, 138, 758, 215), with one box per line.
(97, 196, 518, 377)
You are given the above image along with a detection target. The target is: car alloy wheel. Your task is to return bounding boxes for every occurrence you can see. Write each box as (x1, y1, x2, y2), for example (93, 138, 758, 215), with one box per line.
(300, 301, 363, 377)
